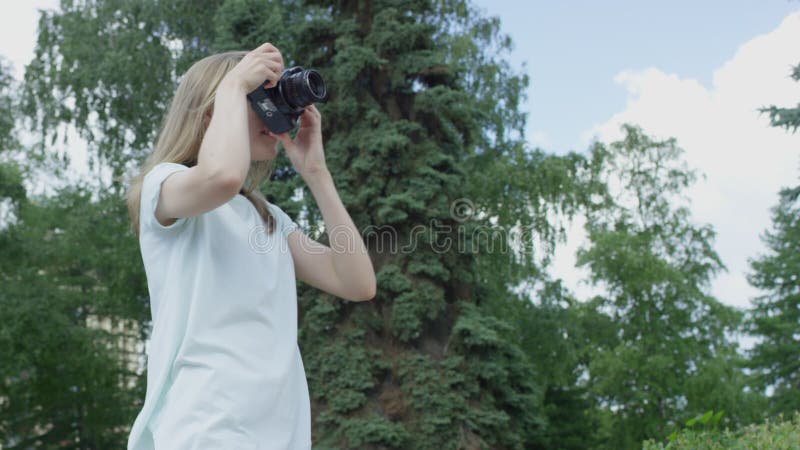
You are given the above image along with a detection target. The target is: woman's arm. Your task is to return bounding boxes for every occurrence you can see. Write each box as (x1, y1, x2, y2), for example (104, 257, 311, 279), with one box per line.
(201, 42, 284, 185)
(288, 170, 376, 302)
(197, 80, 251, 185)
(275, 105, 377, 301)
(155, 45, 285, 224)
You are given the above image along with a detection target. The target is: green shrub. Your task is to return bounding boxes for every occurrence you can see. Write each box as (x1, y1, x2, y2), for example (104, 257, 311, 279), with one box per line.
(643, 411, 800, 450)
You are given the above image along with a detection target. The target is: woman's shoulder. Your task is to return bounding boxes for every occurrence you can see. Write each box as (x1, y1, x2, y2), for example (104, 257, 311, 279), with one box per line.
(145, 161, 189, 178)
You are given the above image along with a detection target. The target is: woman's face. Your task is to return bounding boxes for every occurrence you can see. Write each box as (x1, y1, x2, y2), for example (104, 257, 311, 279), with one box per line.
(246, 105, 280, 161)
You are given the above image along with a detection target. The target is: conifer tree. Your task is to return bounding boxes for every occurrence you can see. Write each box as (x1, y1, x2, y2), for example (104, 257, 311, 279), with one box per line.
(281, 1, 551, 447)
(748, 61, 800, 417)
(760, 62, 800, 134)
(748, 188, 800, 417)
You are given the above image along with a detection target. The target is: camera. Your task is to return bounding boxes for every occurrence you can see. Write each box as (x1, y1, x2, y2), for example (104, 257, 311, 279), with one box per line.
(246, 66, 327, 134)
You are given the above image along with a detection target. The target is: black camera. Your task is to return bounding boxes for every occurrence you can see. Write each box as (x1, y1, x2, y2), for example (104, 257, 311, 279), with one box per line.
(246, 66, 327, 134)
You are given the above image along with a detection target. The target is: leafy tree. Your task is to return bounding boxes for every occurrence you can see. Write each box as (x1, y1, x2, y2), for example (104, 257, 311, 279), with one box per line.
(0, 60, 16, 143)
(0, 187, 147, 448)
(576, 125, 748, 449)
(498, 280, 615, 450)
(0, 56, 26, 225)
(1, 54, 144, 447)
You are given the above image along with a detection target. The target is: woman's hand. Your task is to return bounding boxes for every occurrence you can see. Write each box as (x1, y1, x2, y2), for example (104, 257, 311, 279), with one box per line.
(270, 105, 329, 181)
(221, 42, 284, 93)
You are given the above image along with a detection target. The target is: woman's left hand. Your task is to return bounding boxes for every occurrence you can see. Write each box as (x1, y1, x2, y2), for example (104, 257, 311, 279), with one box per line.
(269, 105, 328, 181)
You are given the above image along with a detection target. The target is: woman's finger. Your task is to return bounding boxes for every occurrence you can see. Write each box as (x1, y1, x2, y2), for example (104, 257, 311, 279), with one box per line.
(254, 53, 281, 67)
(263, 51, 284, 67)
(255, 50, 284, 74)
(269, 131, 295, 151)
(261, 62, 282, 87)
(253, 42, 277, 54)
(301, 106, 321, 126)
(263, 60, 282, 76)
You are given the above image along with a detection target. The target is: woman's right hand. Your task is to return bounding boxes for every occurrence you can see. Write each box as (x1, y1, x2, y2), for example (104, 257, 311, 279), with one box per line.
(221, 42, 285, 94)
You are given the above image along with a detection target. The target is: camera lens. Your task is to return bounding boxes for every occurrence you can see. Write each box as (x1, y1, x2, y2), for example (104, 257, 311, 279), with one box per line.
(282, 69, 326, 109)
(307, 71, 325, 99)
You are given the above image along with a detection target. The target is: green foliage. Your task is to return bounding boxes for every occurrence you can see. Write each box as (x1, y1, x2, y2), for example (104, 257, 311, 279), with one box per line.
(288, 0, 563, 446)
(213, 0, 295, 55)
(0, 55, 29, 217)
(747, 182, 800, 417)
(0, 187, 147, 447)
(22, 1, 179, 183)
(577, 125, 749, 449)
(759, 63, 800, 134)
(394, 353, 471, 448)
(304, 327, 387, 417)
(747, 64, 800, 420)
(2, 49, 142, 446)
(0, 57, 19, 153)
(643, 412, 800, 450)
(390, 301, 545, 449)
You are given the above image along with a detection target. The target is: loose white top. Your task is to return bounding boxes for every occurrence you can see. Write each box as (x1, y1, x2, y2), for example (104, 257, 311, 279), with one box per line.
(127, 162, 311, 450)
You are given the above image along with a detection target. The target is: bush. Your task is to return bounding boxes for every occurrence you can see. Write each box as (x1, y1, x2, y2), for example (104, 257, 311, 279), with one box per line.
(643, 411, 800, 450)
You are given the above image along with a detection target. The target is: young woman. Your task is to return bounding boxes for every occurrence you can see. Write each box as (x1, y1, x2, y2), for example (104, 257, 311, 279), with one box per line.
(124, 42, 376, 450)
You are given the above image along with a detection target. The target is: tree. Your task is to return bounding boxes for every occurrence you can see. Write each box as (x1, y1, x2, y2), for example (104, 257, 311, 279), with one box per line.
(281, 1, 551, 446)
(0, 51, 145, 446)
(493, 279, 616, 450)
(748, 61, 800, 417)
(0, 56, 26, 226)
(576, 125, 749, 449)
(0, 187, 147, 448)
(760, 63, 800, 134)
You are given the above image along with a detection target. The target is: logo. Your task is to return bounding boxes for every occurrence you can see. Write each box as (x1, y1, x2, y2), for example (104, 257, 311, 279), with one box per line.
(258, 98, 277, 117)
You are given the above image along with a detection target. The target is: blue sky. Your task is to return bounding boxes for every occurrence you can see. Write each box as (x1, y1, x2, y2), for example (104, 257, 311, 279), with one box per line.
(471, 0, 800, 154)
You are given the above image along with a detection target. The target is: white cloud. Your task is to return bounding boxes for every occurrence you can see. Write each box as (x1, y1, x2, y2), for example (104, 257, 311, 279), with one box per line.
(556, 12, 800, 310)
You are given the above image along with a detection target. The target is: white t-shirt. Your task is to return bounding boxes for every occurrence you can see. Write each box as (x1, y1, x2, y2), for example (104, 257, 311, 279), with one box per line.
(127, 162, 311, 450)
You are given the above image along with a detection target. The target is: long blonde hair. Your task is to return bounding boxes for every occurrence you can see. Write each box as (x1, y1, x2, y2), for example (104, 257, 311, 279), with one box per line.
(124, 51, 277, 238)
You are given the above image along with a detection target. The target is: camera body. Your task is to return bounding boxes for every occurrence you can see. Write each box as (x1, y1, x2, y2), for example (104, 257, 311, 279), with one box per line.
(246, 66, 327, 134)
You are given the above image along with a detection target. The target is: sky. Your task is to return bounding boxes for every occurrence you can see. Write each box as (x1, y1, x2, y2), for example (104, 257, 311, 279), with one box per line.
(0, 1, 59, 82)
(2, 2, 800, 318)
(471, 0, 800, 154)
(467, 0, 800, 316)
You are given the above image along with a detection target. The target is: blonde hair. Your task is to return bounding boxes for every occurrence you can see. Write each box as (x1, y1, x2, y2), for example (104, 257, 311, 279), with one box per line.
(123, 51, 277, 238)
